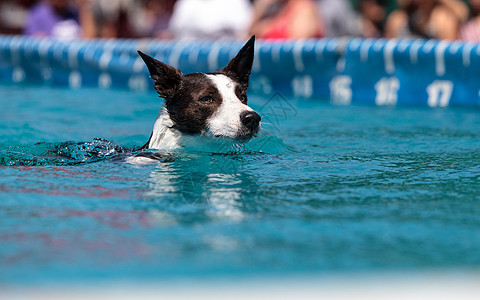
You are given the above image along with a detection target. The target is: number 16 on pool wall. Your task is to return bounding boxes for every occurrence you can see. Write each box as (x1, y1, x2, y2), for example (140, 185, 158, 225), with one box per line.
(330, 76, 352, 105)
(375, 77, 400, 106)
(426, 80, 453, 107)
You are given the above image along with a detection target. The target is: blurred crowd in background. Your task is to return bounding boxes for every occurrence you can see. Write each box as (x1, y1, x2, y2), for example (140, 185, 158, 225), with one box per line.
(0, 0, 479, 41)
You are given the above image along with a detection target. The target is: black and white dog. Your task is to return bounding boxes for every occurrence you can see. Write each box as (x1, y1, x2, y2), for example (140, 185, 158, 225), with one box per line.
(137, 36, 261, 151)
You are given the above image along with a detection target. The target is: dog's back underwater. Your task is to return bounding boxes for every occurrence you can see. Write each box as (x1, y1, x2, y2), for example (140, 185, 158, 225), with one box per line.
(137, 36, 261, 151)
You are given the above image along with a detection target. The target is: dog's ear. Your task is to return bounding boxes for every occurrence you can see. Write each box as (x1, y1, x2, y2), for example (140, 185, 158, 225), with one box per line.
(138, 51, 183, 99)
(220, 35, 255, 88)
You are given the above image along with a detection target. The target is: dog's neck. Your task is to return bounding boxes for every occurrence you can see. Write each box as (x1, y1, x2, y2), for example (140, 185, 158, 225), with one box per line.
(146, 107, 182, 150)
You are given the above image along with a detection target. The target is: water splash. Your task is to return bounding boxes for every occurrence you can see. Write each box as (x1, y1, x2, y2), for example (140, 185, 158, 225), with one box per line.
(0, 138, 132, 166)
(0, 134, 289, 167)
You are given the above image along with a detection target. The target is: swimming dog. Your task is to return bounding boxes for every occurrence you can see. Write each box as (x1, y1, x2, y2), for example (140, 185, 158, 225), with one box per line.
(137, 36, 261, 151)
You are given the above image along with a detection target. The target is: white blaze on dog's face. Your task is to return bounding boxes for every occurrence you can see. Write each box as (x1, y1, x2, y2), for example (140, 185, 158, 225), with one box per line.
(138, 36, 261, 148)
(205, 74, 260, 140)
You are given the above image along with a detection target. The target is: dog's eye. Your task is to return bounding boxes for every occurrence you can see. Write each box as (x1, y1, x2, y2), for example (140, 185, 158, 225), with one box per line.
(199, 96, 214, 104)
(240, 95, 247, 103)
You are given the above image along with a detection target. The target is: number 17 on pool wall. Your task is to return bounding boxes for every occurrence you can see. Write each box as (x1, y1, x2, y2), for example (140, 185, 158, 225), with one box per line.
(426, 80, 454, 108)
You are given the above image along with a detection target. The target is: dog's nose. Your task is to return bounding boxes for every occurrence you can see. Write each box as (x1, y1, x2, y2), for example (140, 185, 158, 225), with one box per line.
(240, 111, 261, 131)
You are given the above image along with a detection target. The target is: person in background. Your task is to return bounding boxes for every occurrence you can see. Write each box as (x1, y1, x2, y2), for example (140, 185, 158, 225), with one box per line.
(24, 0, 95, 39)
(250, 0, 324, 40)
(168, 0, 252, 40)
(90, 0, 135, 38)
(460, 0, 480, 41)
(0, 0, 36, 34)
(357, 0, 387, 38)
(442, 0, 469, 22)
(130, 0, 176, 39)
(316, 0, 361, 38)
(385, 0, 466, 40)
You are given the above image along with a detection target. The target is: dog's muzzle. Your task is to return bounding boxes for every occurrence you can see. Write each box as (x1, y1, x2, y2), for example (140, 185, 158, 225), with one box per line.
(234, 110, 261, 141)
(240, 111, 261, 132)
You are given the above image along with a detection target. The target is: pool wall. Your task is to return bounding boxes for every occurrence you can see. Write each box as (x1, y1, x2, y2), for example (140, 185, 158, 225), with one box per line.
(1, 35, 480, 107)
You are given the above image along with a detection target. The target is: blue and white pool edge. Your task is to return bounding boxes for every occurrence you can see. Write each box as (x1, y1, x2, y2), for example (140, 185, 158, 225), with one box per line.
(2, 35, 480, 107)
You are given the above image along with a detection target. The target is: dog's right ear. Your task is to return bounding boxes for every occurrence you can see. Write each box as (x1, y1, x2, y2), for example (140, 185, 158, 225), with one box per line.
(138, 51, 183, 99)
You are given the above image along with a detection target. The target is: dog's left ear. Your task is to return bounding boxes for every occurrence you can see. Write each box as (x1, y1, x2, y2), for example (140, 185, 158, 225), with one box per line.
(220, 35, 255, 88)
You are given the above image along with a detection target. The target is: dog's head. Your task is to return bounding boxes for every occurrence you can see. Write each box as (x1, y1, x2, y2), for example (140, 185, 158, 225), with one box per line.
(138, 36, 261, 141)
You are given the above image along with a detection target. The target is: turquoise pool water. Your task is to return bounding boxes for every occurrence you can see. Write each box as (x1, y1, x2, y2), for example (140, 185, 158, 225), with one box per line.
(1, 85, 480, 283)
